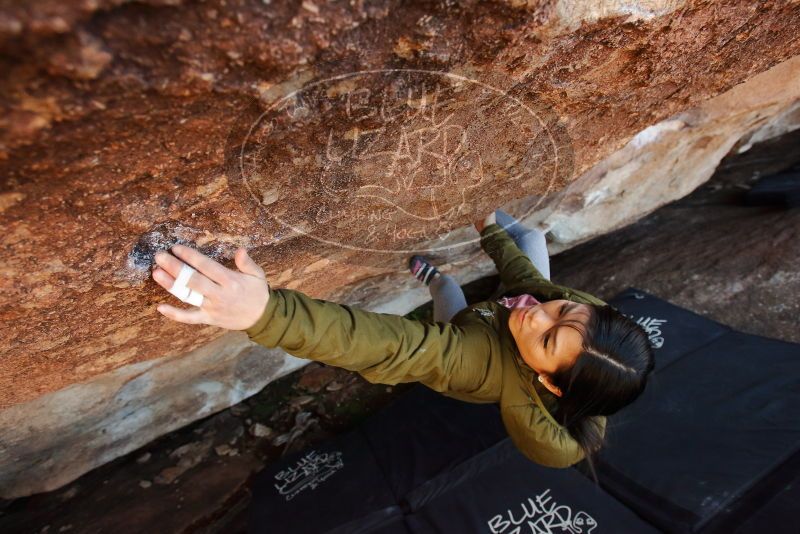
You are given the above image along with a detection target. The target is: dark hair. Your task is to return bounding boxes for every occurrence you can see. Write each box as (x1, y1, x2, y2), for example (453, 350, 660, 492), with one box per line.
(548, 303, 655, 482)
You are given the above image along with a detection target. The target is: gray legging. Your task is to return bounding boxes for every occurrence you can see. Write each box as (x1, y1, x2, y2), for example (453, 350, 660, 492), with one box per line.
(430, 210, 551, 323)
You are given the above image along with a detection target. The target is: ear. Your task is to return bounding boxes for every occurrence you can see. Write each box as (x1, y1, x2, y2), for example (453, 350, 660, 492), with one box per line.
(539, 374, 563, 397)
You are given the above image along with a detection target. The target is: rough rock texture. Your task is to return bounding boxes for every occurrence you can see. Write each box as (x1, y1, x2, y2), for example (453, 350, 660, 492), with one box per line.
(0, 332, 308, 498)
(1, 0, 800, 497)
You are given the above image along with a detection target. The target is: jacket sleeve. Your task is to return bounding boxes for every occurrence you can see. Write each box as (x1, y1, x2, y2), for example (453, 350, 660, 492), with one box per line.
(479, 223, 607, 306)
(479, 223, 552, 291)
(243, 288, 498, 396)
(502, 402, 607, 468)
(500, 350, 607, 468)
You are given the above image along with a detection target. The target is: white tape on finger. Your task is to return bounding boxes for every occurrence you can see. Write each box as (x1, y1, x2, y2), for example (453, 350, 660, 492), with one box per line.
(169, 264, 205, 306)
(185, 289, 204, 307)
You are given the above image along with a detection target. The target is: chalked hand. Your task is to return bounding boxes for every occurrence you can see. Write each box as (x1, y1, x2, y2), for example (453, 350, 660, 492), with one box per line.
(152, 245, 270, 331)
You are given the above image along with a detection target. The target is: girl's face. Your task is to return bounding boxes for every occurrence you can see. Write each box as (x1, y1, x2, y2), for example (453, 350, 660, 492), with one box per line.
(508, 299, 592, 379)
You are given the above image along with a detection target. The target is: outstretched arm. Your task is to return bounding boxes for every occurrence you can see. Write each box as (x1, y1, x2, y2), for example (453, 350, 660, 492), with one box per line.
(244, 287, 495, 393)
(151, 245, 498, 395)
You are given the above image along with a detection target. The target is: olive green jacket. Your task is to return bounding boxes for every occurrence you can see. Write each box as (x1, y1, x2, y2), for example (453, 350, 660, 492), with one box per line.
(245, 223, 608, 468)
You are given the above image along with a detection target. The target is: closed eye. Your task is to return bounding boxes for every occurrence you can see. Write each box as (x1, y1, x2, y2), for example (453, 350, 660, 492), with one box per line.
(543, 302, 572, 350)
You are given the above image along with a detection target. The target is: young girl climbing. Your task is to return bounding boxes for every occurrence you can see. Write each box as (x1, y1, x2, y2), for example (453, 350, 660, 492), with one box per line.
(151, 209, 655, 476)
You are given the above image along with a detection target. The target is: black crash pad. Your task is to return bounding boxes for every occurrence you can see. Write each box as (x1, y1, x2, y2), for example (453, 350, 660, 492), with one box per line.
(744, 166, 800, 208)
(360, 385, 508, 509)
(405, 439, 660, 534)
(598, 288, 800, 533)
(248, 428, 402, 534)
(248, 385, 507, 534)
(248, 385, 657, 534)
